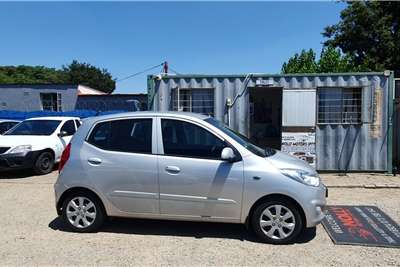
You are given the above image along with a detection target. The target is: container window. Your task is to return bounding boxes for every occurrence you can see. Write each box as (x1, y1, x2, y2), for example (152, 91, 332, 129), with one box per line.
(318, 88, 362, 124)
(172, 88, 214, 116)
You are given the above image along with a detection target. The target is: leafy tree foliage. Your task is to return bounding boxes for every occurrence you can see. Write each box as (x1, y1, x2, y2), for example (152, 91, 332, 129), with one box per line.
(0, 65, 66, 84)
(62, 60, 115, 93)
(0, 60, 115, 93)
(281, 47, 359, 74)
(323, 1, 400, 71)
(281, 49, 318, 74)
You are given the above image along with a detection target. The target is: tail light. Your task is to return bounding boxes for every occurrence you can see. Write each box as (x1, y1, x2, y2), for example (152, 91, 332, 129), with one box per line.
(59, 143, 71, 173)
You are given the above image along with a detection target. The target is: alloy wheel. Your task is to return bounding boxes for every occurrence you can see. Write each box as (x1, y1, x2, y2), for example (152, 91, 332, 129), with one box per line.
(259, 204, 296, 240)
(66, 197, 97, 229)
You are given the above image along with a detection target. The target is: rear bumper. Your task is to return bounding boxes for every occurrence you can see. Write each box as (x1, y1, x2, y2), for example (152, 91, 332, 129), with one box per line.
(0, 151, 39, 171)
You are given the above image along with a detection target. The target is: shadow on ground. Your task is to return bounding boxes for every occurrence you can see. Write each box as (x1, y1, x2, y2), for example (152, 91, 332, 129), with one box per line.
(0, 165, 58, 179)
(48, 216, 316, 244)
(0, 170, 35, 179)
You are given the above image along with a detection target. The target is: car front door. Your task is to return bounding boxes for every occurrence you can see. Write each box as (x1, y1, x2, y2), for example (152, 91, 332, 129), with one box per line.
(83, 118, 159, 214)
(157, 118, 244, 221)
(54, 120, 76, 160)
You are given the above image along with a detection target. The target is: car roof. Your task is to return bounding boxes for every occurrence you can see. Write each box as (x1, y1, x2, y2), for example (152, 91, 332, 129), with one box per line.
(25, 116, 80, 121)
(87, 111, 210, 123)
(0, 119, 20, 122)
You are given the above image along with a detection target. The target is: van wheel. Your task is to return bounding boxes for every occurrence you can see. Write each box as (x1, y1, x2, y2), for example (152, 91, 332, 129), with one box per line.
(251, 200, 303, 244)
(62, 191, 105, 233)
(33, 151, 54, 175)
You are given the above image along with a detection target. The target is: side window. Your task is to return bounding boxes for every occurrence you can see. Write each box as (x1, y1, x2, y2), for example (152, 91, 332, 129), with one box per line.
(161, 119, 225, 159)
(60, 120, 76, 136)
(87, 119, 152, 154)
(0, 122, 8, 134)
(75, 120, 81, 128)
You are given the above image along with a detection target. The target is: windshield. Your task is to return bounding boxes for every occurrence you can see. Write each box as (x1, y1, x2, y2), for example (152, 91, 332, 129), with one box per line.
(205, 117, 276, 157)
(5, 120, 61, 136)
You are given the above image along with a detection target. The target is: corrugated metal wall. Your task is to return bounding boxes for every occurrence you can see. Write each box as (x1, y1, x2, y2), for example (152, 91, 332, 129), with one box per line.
(149, 73, 391, 172)
(395, 101, 400, 169)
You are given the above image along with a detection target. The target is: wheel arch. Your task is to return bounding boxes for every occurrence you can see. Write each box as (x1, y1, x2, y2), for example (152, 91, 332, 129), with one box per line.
(34, 148, 56, 162)
(245, 193, 307, 228)
(56, 187, 106, 216)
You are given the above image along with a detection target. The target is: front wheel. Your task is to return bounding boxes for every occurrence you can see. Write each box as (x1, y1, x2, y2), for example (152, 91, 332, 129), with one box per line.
(61, 192, 105, 232)
(33, 151, 54, 175)
(251, 200, 303, 244)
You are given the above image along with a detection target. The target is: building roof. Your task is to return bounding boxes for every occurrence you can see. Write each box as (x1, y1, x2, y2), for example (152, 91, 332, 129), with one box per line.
(0, 83, 105, 95)
(149, 71, 390, 79)
(77, 85, 106, 95)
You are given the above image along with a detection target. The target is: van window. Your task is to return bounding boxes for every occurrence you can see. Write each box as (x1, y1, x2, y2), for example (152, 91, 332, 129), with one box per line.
(87, 119, 152, 154)
(60, 120, 76, 136)
(161, 119, 225, 159)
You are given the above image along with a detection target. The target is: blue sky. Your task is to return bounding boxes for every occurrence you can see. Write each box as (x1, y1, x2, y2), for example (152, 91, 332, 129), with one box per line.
(0, 1, 346, 93)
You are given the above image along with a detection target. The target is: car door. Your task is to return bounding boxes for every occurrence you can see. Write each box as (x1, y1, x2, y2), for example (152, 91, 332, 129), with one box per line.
(83, 117, 159, 214)
(54, 120, 76, 159)
(157, 118, 244, 221)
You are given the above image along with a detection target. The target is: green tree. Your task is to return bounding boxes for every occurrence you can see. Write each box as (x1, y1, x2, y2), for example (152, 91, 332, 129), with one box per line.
(318, 46, 359, 73)
(0, 65, 66, 84)
(323, 1, 400, 71)
(281, 47, 358, 74)
(62, 60, 115, 93)
(281, 49, 318, 74)
(0, 61, 115, 93)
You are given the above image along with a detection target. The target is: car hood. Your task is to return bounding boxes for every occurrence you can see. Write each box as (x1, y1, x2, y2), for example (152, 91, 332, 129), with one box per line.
(266, 150, 317, 174)
(0, 135, 52, 151)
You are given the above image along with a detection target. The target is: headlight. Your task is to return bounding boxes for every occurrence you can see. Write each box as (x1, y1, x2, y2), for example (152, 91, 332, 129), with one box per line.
(280, 169, 320, 187)
(8, 145, 32, 155)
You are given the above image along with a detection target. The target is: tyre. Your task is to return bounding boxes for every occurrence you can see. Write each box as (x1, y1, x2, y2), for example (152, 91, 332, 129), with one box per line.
(33, 151, 54, 175)
(61, 191, 105, 233)
(251, 199, 303, 244)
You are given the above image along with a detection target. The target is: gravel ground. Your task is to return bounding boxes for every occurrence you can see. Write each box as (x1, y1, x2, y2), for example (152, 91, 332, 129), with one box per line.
(0, 171, 399, 266)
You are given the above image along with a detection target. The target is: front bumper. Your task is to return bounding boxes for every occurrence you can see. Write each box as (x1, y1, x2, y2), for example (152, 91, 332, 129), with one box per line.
(303, 184, 328, 228)
(0, 151, 39, 171)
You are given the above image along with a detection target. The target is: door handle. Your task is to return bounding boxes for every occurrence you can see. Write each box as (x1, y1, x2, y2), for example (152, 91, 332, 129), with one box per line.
(165, 166, 180, 174)
(88, 158, 102, 165)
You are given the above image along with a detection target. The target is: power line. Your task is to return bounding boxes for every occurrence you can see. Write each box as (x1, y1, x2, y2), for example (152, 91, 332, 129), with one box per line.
(116, 63, 164, 83)
(169, 67, 181, 75)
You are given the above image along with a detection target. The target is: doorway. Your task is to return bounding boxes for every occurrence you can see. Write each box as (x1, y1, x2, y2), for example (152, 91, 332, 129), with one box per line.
(249, 87, 282, 150)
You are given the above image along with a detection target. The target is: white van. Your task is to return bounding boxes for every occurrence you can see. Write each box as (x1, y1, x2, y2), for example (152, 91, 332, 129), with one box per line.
(0, 117, 81, 174)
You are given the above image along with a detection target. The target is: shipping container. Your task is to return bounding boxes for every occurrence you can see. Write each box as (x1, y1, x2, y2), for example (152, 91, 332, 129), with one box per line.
(148, 72, 395, 173)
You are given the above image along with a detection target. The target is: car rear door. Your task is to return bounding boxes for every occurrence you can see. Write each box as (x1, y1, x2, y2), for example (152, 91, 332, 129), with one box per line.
(83, 117, 159, 214)
(157, 117, 244, 221)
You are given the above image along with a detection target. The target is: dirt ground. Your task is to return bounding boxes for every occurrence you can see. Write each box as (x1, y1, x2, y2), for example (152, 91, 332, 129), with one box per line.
(0, 171, 399, 266)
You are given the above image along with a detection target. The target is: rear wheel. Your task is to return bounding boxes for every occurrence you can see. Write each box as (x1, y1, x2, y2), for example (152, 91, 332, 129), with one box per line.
(251, 199, 303, 244)
(61, 191, 105, 232)
(33, 151, 54, 175)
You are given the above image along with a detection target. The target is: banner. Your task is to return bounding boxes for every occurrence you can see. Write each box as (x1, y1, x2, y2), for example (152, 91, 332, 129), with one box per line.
(281, 132, 316, 167)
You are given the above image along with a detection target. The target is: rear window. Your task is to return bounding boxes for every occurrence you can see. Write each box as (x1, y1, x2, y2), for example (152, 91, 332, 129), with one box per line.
(87, 119, 152, 154)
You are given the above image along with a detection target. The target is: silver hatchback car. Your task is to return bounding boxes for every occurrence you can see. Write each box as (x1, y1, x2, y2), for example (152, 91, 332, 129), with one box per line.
(55, 112, 327, 244)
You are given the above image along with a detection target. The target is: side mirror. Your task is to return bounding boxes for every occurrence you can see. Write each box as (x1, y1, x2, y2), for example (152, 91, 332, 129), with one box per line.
(58, 131, 68, 137)
(221, 147, 236, 162)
